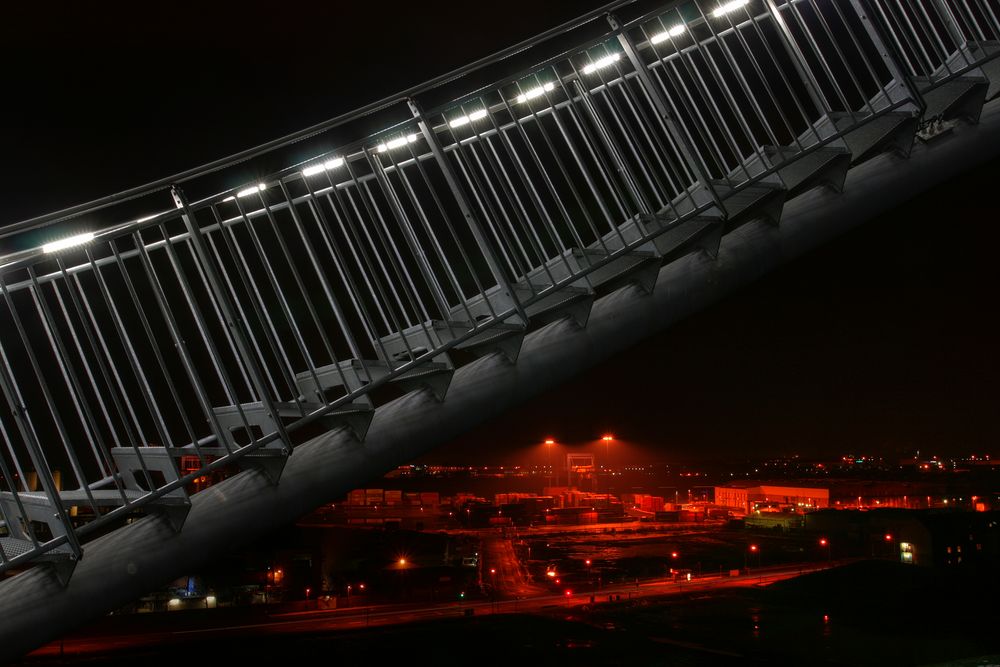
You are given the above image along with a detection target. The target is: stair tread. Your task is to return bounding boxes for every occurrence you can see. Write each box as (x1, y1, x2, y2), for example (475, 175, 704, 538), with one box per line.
(0, 488, 186, 506)
(0, 537, 73, 561)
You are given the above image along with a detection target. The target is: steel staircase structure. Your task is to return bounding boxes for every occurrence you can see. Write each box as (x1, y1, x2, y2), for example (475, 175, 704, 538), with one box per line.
(1, 0, 999, 658)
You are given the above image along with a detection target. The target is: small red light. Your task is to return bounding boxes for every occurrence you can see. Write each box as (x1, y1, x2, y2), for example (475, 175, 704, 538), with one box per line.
(750, 545, 758, 552)
(819, 538, 828, 546)
(671, 552, 679, 558)
(884, 534, 893, 541)
(565, 590, 572, 596)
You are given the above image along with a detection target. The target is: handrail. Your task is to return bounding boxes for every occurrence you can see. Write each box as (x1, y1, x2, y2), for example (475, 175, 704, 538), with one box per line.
(0, 0, 646, 239)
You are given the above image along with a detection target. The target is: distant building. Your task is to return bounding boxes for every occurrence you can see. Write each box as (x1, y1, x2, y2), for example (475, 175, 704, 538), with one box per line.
(714, 483, 830, 514)
(806, 509, 1000, 568)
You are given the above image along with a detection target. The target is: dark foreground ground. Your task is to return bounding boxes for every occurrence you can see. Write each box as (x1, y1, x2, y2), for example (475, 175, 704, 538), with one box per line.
(16, 561, 1000, 667)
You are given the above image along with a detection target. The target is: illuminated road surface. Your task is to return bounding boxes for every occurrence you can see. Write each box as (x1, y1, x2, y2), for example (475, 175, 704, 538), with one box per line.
(29, 561, 837, 659)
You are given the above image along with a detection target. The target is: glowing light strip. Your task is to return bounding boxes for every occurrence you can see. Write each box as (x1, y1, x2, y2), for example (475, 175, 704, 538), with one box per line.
(516, 82, 555, 104)
(377, 134, 418, 152)
(42, 232, 95, 254)
(650, 24, 686, 44)
(222, 183, 267, 202)
(302, 157, 345, 177)
(448, 109, 489, 128)
(582, 53, 621, 75)
(712, 0, 750, 17)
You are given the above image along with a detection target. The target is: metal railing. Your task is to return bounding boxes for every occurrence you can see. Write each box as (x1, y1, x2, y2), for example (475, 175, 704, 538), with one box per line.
(1, 0, 997, 576)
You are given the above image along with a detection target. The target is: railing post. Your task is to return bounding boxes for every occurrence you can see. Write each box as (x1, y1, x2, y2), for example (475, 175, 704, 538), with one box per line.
(928, 0, 969, 53)
(0, 345, 82, 560)
(762, 0, 834, 117)
(848, 0, 927, 115)
(407, 97, 529, 325)
(171, 186, 292, 456)
(606, 12, 726, 215)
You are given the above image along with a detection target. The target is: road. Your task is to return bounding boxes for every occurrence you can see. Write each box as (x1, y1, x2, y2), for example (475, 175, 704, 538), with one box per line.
(27, 561, 838, 660)
(480, 533, 545, 599)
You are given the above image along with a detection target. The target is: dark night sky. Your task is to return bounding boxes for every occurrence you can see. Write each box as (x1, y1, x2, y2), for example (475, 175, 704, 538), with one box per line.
(1, 1, 997, 464)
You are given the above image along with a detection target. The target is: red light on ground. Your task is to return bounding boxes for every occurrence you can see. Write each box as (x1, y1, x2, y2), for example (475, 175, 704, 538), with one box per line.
(750, 545, 758, 552)
(884, 534, 893, 541)
(823, 614, 829, 623)
(585, 559, 591, 566)
(359, 583, 365, 590)
(819, 538, 828, 546)
(490, 568, 496, 574)
(671, 552, 679, 559)
(565, 590, 572, 596)
(305, 587, 311, 598)
(555, 579, 561, 585)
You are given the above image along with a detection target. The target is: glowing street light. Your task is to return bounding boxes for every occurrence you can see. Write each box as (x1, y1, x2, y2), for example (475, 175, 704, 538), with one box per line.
(42, 232, 95, 254)
(650, 24, 686, 44)
(712, 0, 750, 17)
(545, 438, 556, 486)
(398, 558, 407, 566)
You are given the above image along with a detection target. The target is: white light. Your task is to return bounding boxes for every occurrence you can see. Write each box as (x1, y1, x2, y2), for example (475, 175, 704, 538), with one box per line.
(377, 134, 418, 153)
(516, 82, 556, 104)
(582, 53, 621, 75)
(712, 0, 750, 17)
(42, 232, 95, 254)
(237, 184, 266, 198)
(302, 157, 345, 177)
(650, 24, 687, 44)
(448, 109, 489, 129)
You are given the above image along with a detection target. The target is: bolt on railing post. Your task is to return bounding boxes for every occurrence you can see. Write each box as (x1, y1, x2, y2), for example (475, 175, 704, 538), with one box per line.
(606, 12, 726, 215)
(171, 186, 292, 455)
(848, 0, 927, 116)
(407, 97, 529, 326)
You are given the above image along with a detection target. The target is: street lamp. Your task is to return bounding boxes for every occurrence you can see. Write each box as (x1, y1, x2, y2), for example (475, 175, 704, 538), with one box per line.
(545, 439, 556, 487)
(602, 435, 614, 501)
